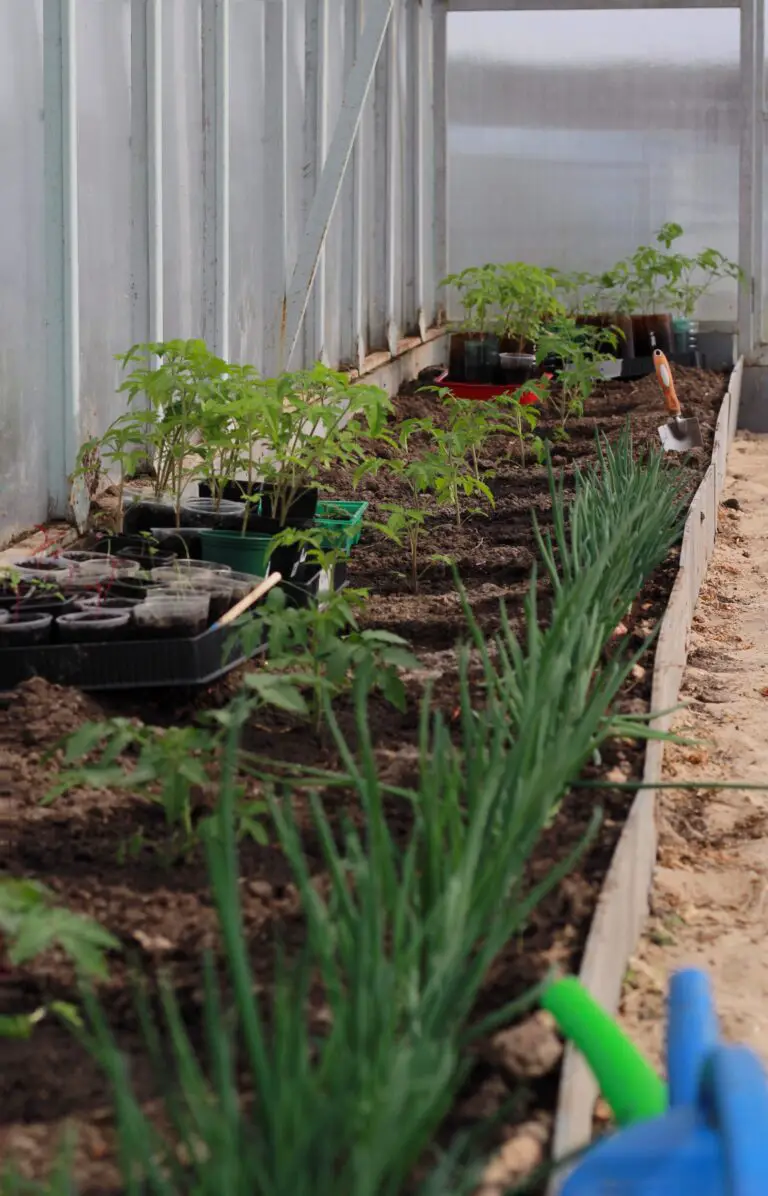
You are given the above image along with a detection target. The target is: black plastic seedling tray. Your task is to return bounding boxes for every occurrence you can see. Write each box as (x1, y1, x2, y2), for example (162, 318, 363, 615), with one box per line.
(619, 350, 704, 379)
(0, 622, 266, 693)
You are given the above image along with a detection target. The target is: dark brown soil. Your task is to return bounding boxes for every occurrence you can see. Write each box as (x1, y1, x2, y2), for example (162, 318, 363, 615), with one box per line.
(0, 367, 727, 1190)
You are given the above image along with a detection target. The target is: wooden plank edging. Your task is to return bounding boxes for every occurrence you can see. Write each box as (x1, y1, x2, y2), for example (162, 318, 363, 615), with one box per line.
(549, 358, 745, 1186)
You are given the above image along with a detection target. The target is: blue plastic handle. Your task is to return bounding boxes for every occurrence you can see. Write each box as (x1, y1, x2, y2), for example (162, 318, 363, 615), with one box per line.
(667, 968, 719, 1107)
(562, 968, 768, 1195)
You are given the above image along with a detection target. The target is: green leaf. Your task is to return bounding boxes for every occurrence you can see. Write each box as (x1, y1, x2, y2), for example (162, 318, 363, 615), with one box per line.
(60, 721, 113, 764)
(359, 629, 411, 647)
(244, 672, 309, 716)
(379, 670, 407, 712)
(0, 1012, 40, 1039)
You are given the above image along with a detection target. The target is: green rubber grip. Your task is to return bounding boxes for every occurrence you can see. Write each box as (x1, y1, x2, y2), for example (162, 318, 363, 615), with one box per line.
(542, 976, 667, 1126)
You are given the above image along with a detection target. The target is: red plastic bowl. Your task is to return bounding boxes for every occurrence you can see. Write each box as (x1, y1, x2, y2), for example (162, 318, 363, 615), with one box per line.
(439, 380, 540, 404)
(429, 369, 547, 405)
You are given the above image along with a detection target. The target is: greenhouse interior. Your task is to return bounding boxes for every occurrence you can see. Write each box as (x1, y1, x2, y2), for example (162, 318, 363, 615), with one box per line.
(1, 0, 768, 1190)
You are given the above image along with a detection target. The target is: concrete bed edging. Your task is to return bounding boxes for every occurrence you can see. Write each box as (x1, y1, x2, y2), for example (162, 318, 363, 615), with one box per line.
(549, 357, 744, 1187)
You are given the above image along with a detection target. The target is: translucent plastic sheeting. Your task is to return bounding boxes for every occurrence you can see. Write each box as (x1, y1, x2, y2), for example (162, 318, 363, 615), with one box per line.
(76, 0, 133, 446)
(0, 0, 47, 537)
(447, 9, 741, 324)
(0, 0, 440, 539)
(162, 0, 204, 345)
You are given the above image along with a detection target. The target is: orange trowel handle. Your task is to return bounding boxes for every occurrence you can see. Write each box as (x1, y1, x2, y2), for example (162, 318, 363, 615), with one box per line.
(653, 349, 681, 417)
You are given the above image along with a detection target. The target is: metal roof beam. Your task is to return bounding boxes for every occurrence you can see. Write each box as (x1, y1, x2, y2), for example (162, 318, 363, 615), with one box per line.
(446, 0, 739, 11)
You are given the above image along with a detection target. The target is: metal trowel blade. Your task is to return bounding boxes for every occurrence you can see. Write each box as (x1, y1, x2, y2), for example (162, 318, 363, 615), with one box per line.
(658, 416, 703, 452)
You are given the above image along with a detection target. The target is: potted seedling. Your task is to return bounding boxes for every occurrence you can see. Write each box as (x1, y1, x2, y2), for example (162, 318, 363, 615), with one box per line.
(603, 226, 684, 357)
(72, 411, 154, 539)
(116, 339, 230, 530)
(0, 569, 74, 617)
(495, 262, 563, 385)
(192, 362, 264, 517)
(198, 365, 391, 579)
(658, 224, 741, 357)
(0, 575, 55, 647)
(441, 264, 502, 383)
(552, 268, 633, 361)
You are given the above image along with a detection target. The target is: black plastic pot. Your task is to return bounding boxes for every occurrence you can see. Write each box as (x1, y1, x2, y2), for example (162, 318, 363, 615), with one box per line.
(123, 498, 177, 534)
(0, 611, 53, 646)
(198, 479, 262, 502)
(107, 575, 160, 601)
(56, 609, 132, 643)
(577, 313, 635, 360)
(499, 352, 537, 386)
(259, 485, 318, 525)
(115, 546, 178, 571)
(279, 565, 322, 609)
(464, 335, 500, 384)
(269, 541, 307, 581)
(148, 529, 203, 560)
(179, 498, 246, 530)
(631, 314, 674, 358)
(619, 349, 705, 381)
(93, 534, 177, 563)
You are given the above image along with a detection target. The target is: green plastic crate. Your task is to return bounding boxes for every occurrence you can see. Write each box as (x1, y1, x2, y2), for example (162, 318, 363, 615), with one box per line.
(314, 500, 368, 551)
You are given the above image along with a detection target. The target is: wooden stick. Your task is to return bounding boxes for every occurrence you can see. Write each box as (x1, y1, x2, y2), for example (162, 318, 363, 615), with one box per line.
(213, 572, 283, 629)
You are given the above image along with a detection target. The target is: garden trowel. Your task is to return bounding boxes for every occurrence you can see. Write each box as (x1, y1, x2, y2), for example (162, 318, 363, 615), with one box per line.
(653, 349, 702, 452)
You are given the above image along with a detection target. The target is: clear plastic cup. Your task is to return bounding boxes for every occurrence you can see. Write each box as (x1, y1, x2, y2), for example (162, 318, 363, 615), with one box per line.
(134, 593, 210, 638)
(56, 609, 132, 642)
(227, 570, 265, 604)
(76, 557, 142, 580)
(161, 575, 235, 621)
(152, 558, 232, 576)
(152, 567, 220, 587)
(0, 611, 53, 645)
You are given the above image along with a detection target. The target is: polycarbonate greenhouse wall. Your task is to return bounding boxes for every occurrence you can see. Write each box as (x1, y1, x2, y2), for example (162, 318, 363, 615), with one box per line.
(0, 0, 446, 539)
(0, 0, 765, 545)
(448, 9, 744, 321)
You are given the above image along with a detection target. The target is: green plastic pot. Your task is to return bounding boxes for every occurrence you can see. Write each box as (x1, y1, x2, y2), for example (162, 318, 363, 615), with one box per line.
(197, 530, 272, 575)
(314, 500, 368, 551)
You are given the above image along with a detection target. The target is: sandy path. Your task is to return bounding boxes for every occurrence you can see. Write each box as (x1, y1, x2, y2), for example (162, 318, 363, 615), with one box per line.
(620, 432, 768, 1068)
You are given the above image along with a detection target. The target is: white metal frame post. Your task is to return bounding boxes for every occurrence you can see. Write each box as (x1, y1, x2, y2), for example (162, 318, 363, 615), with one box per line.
(384, 3, 401, 357)
(340, 0, 367, 372)
(44, 0, 81, 520)
(282, 0, 396, 367)
(130, 0, 164, 351)
(202, 0, 231, 359)
(754, 0, 764, 345)
(409, 0, 434, 340)
(263, 0, 289, 374)
(304, 0, 330, 365)
(737, 0, 764, 352)
(738, 0, 756, 350)
(433, 0, 448, 324)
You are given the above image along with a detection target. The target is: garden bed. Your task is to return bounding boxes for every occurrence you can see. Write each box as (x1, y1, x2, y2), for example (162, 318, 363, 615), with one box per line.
(0, 366, 730, 1191)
